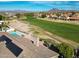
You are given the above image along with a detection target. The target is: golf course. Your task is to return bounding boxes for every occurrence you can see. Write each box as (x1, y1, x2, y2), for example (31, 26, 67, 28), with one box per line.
(25, 16, 79, 43)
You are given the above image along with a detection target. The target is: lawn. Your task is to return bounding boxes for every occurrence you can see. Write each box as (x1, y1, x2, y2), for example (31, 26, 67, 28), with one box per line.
(25, 16, 79, 43)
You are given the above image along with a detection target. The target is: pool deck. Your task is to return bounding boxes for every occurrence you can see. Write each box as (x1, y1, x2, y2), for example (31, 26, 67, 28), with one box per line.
(0, 32, 59, 58)
(9, 20, 30, 33)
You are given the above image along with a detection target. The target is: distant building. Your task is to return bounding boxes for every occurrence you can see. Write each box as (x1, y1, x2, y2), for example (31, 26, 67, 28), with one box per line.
(69, 16, 79, 21)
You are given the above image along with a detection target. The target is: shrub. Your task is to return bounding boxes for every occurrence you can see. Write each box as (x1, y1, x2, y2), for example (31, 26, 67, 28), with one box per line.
(58, 43, 74, 58)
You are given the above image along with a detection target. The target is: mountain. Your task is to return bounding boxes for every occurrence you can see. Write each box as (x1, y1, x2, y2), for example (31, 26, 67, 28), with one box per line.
(0, 10, 31, 13)
(48, 8, 79, 13)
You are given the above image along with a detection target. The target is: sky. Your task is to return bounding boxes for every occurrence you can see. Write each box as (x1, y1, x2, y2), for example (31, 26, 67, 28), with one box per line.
(0, 1, 79, 11)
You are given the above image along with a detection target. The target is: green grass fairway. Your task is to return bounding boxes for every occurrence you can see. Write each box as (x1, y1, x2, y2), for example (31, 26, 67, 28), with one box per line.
(25, 16, 79, 43)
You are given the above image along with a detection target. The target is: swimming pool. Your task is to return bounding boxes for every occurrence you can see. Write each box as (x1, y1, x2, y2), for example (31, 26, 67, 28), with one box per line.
(9, 31, 25, 38)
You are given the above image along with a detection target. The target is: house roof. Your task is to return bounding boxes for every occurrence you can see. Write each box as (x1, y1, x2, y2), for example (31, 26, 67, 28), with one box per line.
(0, 42, 16, 58)
(69, 17, 79, 20)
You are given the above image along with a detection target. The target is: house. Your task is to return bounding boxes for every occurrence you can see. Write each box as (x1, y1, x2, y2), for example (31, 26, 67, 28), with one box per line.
(69, 17, 79, 21)
(0, 32, 59, 58)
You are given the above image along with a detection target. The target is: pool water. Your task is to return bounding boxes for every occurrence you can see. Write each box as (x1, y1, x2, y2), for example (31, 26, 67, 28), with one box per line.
(9, 31, 25, 38)
(10, 32, 19, 37)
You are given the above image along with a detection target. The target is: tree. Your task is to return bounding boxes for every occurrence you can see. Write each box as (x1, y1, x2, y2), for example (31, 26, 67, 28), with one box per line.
(64, 46, 74, 58)
(56, 12, 61, 17)
(58, 43, 74, 58)
(15, 13, 21, 18)
(0, 15, 2, 20)
(69, 12, 75, 17)
(58, 43, 67, 56)
(41, 14, 46, 18)
(0, 15, 4, 20)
